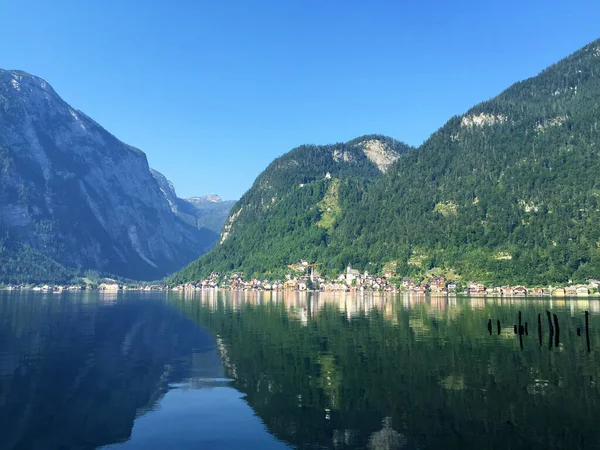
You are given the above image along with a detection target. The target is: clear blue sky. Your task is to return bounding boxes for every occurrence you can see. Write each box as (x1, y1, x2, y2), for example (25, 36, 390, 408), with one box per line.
(1, 1, 599, 200)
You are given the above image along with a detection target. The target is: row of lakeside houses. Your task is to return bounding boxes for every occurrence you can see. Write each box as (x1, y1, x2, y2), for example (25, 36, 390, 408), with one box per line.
(170, 263, 600, 296)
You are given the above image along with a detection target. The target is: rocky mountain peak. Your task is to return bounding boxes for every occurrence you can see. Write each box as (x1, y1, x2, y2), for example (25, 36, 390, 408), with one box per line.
(2, 69, 56, 95)
(186, 195, 223, 204)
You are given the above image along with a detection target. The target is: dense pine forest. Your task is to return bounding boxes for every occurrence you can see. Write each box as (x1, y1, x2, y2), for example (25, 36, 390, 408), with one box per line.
(325, 39, 600, 285)
(0, 238, 74, 284)
(173, 39, 600, 286)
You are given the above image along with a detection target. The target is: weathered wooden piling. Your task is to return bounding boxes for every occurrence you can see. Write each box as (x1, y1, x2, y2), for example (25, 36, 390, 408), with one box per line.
(497, 319, 501, 335)
(585, 310, 591, 353)
(513, 324, 517, 334)
(553, 314, 560, 347)
(546, 311, 554, 333)
(538, 313, 542, 346)
(546, 311, 554, 348)
(525, 322, 528, 336)
(488, 319, 492, 335)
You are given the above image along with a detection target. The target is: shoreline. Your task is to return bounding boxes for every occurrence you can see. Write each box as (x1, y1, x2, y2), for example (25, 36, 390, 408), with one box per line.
(2, 284, 600, 299)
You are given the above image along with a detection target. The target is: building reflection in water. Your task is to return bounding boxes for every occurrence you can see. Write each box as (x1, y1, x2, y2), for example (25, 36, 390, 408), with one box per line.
(174, 289, 600, 326)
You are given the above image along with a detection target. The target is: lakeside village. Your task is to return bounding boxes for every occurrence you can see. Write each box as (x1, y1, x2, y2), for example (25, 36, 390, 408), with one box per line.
(4, 260, 600, 297)
(170, 261, 600, 297)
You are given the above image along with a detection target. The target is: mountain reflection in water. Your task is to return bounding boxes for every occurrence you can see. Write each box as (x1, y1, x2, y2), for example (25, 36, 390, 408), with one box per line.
(0, 291, 285, 450)
(1, 290, 600, 449)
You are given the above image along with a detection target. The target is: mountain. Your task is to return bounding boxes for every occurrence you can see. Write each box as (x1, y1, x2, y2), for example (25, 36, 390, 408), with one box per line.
(150, 169, 235, 234)
(182, 195, 237, 234)
(171, 135, 413, 282)
(173, 38, 600, 286)
(328, 38, 600, 285)
(0, 69, 217, 282)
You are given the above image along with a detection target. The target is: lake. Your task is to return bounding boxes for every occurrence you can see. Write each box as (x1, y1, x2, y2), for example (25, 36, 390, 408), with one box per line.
(1, 291, 599, 449)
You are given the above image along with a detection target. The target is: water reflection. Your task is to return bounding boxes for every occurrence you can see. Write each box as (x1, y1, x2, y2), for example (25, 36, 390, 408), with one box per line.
(0, 291, 250, 450)
(2, 290, 600, 449)
(176, 288, 600, 314)
(172, 291, 600, 449)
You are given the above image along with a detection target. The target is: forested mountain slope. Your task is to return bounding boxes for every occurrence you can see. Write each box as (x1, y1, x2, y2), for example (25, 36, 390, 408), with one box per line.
(172, 136, 412, 281)
(326, 39, 600, 285)
(175, 38, 600, 285)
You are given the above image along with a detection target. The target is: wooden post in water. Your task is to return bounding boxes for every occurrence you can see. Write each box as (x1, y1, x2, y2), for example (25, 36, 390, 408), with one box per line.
(525, 322, 528, 336)
(497, 319, 501, 335)
(546, 311, 553, 333)
(488, 319, 492, 335)
(538, 313, 542, 346)
(546, 311, 554, 348)
(553, 314, 560, 347)
(585, 310, 591, 353)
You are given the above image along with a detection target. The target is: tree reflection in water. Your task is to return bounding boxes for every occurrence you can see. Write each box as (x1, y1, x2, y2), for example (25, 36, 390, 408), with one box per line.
(172, 290, 600, 450)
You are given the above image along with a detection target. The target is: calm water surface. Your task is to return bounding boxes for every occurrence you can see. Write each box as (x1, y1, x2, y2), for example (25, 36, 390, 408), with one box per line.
(1, 291, 599, 449)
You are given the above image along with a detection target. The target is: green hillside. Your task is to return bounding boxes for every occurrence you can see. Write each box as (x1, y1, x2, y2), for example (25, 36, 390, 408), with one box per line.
(327, 39, 600, 285)
(173, 39, 600, 286)
(0, 232, 74, 284)
(171, 136, 412, 282)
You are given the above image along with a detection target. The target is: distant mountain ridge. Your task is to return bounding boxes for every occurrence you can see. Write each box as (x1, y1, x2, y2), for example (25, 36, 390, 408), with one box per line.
(186, 194, 224, 203)
(173, 38, 600, 286)
(150, 169, 235, 235)
(0, 69, 217, 282)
